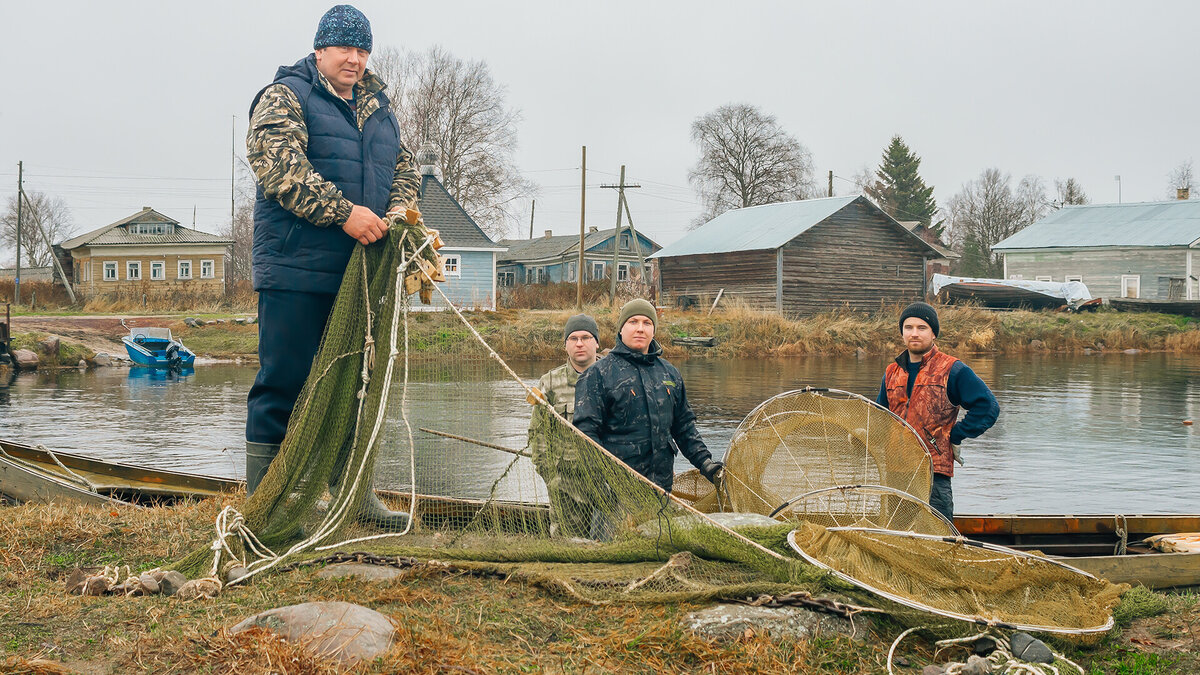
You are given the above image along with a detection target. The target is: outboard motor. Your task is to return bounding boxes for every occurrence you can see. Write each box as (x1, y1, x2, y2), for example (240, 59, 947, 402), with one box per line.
(166, 343, 181, 368)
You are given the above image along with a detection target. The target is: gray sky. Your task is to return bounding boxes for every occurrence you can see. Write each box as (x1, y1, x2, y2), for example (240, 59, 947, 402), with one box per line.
(2, 0, 1197, 258)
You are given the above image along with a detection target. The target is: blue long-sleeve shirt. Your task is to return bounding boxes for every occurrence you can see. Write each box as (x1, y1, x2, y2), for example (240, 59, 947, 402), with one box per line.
(876, 359, 999, 445)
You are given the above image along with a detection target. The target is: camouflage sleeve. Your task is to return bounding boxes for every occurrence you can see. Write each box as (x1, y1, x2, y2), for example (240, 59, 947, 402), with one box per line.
(246, 84, 354, 228)
(387, 144, 421, 214)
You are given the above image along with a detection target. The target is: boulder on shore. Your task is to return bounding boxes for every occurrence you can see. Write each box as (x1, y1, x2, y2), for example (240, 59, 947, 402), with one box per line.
(40, 336, 61, 357)
(13, 349, 39, 370)
(92, 353, 112, 367)
(230, 601, 396, 666)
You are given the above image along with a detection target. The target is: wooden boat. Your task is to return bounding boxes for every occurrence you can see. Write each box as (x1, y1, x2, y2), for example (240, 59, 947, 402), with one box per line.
(955, 514, 1200, 590)
(122, 325, 196, 368)
(0, 438, 238, 506)
(1109, 297, 1200, 318)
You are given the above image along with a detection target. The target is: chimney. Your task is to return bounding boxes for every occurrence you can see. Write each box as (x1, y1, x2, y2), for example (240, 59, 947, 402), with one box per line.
(142, 206, 152, 211)
(1179, 187, 1191, 200)
(588, 226, 599, 233)
(544, 230, 553, 238)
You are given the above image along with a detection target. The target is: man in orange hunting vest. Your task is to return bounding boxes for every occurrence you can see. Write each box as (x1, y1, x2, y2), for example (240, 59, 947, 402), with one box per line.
(876, 302, 999, 521)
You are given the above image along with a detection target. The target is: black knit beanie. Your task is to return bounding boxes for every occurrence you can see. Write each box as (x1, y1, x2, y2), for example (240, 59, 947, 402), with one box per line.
(899, 302, 939, 336)
(562, 314, 599, 342)
(314, 5, 373, 52)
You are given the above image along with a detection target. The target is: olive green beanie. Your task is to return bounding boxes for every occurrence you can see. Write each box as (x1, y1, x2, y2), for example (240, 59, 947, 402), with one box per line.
(617, 299, 657, 332)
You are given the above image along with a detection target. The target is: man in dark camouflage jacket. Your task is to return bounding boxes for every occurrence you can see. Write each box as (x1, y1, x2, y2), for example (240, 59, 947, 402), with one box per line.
(244, 5, 417, 528)
(573, 300, 724, 493)
(528, 314, 600, 536)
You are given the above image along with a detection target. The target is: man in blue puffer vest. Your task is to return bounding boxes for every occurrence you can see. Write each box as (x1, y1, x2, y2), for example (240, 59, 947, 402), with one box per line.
(244, 5, 418, 529)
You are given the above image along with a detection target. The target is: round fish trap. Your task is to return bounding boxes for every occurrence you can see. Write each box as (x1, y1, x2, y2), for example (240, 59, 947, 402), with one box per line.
(719, 388, 932, 517)
(787, 524, 1121, 634)
(770, 485, 958, 536)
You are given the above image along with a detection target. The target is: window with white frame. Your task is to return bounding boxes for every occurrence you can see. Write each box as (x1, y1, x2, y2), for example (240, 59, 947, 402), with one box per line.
(126, 261, 142, 280)
(591, 261, 605, 280)
(1121, 274, 1140, 298)
(617, 262, 630, 281)
(566, 261, 577, 283)
(497, 271, 514, 287)
(1035, 275, 1052, 282)
(1008, 274, 1024, 280)
(1065, 275, 1083, 283)
(200, 259, 215, 279)
(178, 260, 192, 279)
(103, 261, 117, 281)
(150, 261, 165, 280)
(443, 254, 461, 276)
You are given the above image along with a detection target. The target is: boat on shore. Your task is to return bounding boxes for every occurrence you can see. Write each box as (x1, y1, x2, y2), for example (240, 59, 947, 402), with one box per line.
(931, 273, 1100, 311)
(121, 324, 195, 368)
(1108, 297, 1200, 318)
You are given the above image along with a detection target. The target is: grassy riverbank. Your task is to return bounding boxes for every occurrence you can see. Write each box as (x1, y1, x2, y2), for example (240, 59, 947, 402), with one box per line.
(8, 304, 1200, 366)
(0, 499, 1194, 673)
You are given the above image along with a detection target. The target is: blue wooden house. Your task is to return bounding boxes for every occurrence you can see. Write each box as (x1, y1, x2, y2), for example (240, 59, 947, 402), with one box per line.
(496, 226, 660, 287)
(417, 167, 506, 311)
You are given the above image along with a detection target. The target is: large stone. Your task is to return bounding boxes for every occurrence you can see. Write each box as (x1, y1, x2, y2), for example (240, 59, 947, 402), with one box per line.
(230, 601, 395, 666)
(1010, 632, 1054, 664)
(159, 570, 188, 596)
(960, 654, 992, 674)
(92, 353, 112, 367)
(317, 562, 406, 581)
(40, 337, 61, 357)
(13, 349, 39, 369)
(683, 603, 862, 642)
(184, 317, 201, 328)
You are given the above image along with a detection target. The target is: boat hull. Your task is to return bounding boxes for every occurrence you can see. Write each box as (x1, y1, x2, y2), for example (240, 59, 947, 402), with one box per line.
(122, 336, 196, 367)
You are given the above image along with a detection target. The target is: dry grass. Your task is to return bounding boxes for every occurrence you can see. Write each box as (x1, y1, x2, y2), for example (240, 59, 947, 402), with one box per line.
(1, 279, 257, 314)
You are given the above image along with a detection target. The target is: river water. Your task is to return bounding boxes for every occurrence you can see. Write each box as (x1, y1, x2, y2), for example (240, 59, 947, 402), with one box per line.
(1, 353, 1197, 514)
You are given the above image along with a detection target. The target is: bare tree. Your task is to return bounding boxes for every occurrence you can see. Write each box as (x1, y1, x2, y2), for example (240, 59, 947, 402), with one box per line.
(220, 160, 256, 284)
(687, 103, 816, 226)
(1167, 159, 1197, 199)
(848, 164, 878, 197)
(0, 191, 75, 267)
(945, 168, 1046, 277)
(1054, 177, 1089, 206)
(370, 45, 534, 238)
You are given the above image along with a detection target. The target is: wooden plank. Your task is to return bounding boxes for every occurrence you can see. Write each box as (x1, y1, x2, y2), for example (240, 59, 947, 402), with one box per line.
(1063, 551, 1200, 589)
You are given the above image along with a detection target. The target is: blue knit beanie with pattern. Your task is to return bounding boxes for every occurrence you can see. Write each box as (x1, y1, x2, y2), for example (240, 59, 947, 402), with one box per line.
(313, 5, 373, 52)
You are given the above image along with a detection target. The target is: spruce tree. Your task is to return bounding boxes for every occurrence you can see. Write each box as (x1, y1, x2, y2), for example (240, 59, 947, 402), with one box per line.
(867, 135, 938, 228)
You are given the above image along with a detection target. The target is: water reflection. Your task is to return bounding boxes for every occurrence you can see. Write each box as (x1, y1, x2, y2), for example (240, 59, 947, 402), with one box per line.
(0, 354, 1196, 514)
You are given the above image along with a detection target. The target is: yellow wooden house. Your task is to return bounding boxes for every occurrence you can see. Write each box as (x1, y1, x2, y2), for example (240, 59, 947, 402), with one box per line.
(57, 207, 234, 296)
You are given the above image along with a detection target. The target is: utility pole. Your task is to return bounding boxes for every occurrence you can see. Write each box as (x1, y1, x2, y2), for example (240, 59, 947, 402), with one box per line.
(231, 115, 236, 226)
(21, 191, 76, 304)
(577, 146, 586, 311)
(528, 199, 535, 239)
(828, 170, 833, 197)
(600, 167, 643, 306)
(621, 198, 647, 289)
(15, 161, 22, 305)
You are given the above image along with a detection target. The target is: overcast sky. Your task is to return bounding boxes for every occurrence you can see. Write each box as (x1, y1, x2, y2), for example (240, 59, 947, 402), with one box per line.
(2, 0, 1197, 258)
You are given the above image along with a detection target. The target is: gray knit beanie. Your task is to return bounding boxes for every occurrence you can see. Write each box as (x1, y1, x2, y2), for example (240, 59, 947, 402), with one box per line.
(617, 299, 657, 332)
(314, 5, 373, 52)
(563, 314, 599, 342)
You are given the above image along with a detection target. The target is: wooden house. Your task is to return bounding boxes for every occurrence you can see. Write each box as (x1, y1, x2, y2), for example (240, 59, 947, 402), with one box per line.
(56, 207, 234, 296)
(496, 226, 660, 288)
(650, 196, 943, 315)
(416, 168, 506, 311)
(992, 199, 1200, 300)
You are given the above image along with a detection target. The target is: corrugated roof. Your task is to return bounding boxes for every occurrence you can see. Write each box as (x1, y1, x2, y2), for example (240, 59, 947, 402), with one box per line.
(650, 195, 941, 258)
(418, 174, 502, 249)
(59, 207, 233, 249)
(993, 200, 1200, 250)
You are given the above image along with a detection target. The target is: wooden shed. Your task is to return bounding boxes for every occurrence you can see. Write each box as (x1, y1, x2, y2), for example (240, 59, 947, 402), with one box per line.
(650, 196, 942, 316)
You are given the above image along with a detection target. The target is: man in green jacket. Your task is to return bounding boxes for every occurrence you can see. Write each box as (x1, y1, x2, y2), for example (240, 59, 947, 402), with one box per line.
(529, 314, 600, 536)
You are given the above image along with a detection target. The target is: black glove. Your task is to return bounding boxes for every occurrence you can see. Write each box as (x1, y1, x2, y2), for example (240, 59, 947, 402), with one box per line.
(699, 459, 724, 485)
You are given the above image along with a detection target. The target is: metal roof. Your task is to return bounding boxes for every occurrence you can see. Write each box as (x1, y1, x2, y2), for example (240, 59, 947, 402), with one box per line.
(993, 200, 1200, 250)
(650, 195, 941, 258)
(418, 175, 503, 249)
(59, 207, 233, 250)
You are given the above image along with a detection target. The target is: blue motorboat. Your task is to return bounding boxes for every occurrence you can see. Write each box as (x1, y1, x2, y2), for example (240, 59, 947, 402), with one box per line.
(121, 324, 196, 368)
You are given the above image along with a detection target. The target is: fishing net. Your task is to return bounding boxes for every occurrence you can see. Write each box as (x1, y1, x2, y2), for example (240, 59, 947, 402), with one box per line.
(771, 485, 958, 536)
(172, 217, 1123, 630)
(686, 389, 933, 517)
(787, 523, 1126, 634)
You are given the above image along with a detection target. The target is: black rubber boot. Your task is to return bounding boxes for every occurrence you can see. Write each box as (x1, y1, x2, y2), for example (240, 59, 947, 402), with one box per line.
(245, 441, 281, 496)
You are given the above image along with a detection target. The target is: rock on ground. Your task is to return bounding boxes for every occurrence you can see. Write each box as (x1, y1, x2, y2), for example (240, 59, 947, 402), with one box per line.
(316, 562, 406, 581)
(230, 601, 395, 666)
(13, 349, 39, 369)
(92, 353, 112, 367)
(684, 603, 863, 642)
